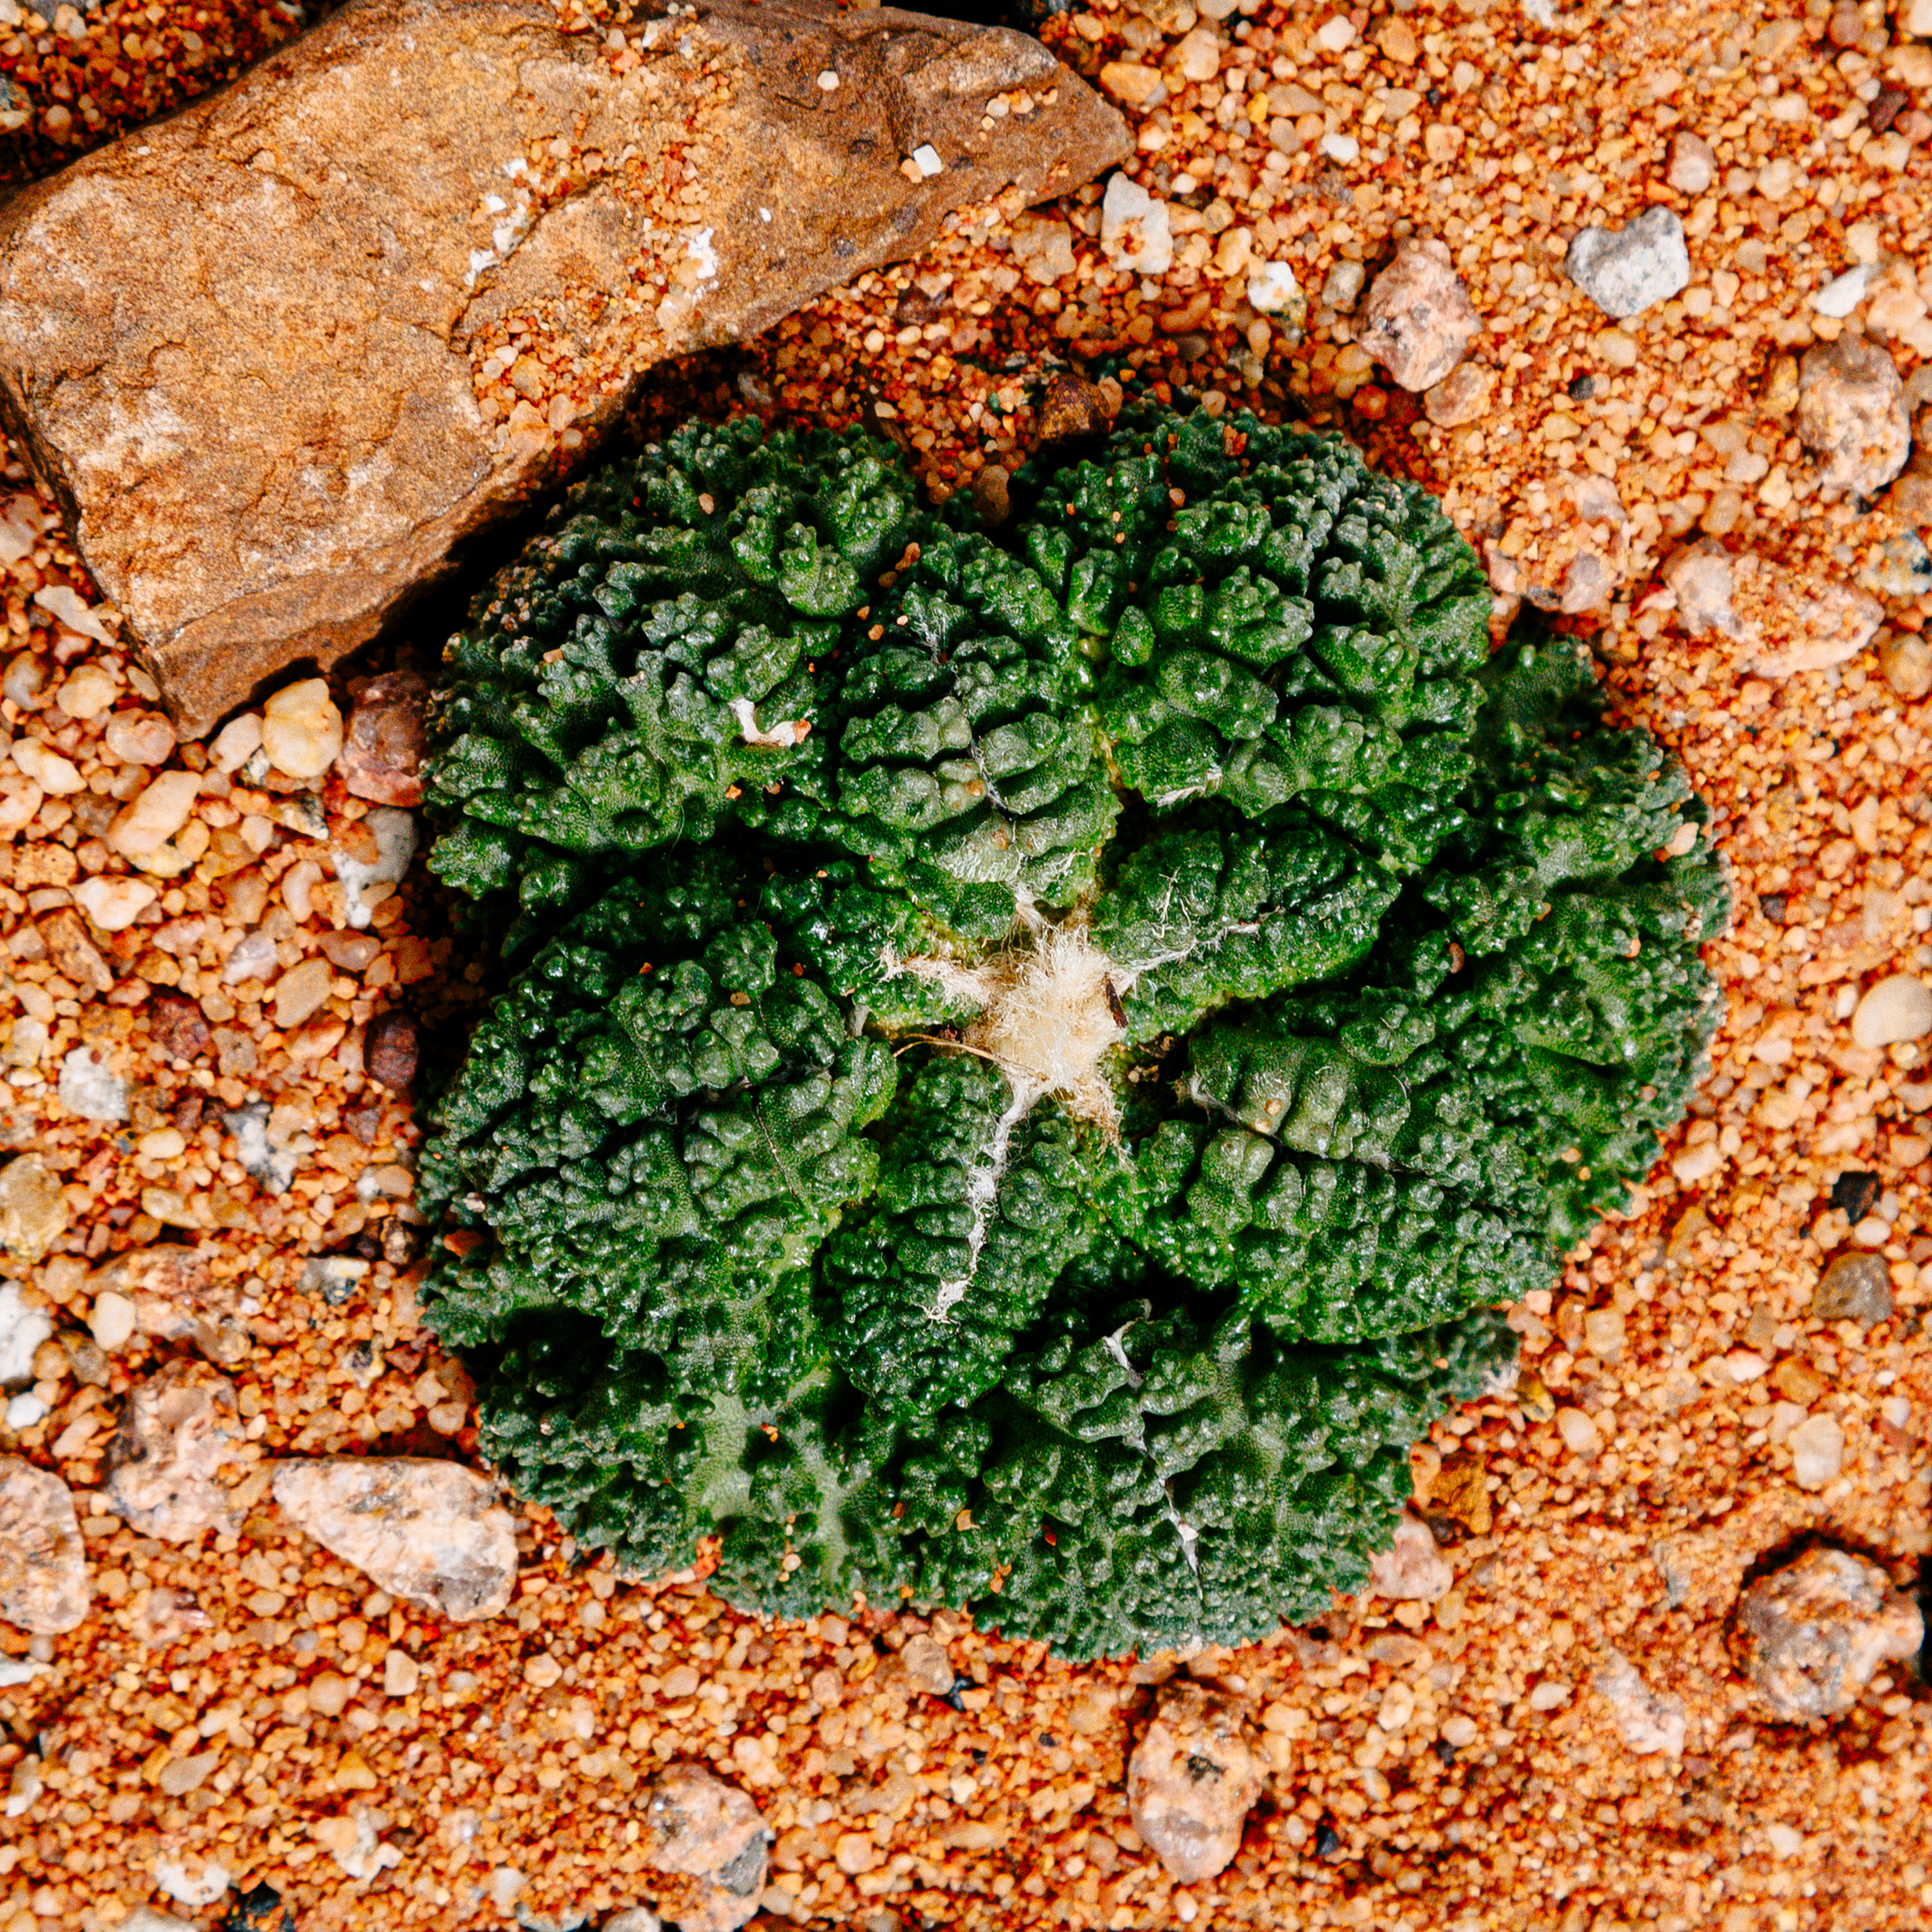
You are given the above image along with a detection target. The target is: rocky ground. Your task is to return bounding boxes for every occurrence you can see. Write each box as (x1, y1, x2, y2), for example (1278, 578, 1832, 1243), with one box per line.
(2, 1, 1930, 1930)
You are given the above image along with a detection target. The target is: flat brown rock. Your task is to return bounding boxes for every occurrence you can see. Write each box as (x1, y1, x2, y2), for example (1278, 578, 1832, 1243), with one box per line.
(0, 0, 1125, 736)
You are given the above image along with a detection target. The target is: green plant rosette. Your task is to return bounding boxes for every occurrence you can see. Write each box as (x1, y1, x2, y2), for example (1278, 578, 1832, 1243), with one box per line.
(418, 406, 1724, 1657)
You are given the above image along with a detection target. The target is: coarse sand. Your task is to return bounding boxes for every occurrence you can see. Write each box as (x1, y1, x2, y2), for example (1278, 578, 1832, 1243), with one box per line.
(1, 1, 1929, 1929)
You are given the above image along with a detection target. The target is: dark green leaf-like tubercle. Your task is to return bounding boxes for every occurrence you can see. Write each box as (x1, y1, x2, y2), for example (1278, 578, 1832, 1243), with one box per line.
(419, 405, 1725, 1658)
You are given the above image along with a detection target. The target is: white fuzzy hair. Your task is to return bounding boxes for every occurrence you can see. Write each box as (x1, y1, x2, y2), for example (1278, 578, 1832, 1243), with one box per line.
(892, 917, 1132, 1139)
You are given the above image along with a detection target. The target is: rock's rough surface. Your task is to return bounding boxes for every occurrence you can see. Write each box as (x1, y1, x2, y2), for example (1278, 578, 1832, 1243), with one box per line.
(338, 669, 429, 807)
(1126, 1679, 1265, 1883)
(1794, 336, 1911, 499)
(1099, 172, 1173, 274)
(1424, 361, 1492, 427)
(57, 1043, 127, 1122)
(260, 678, 344, 780)
(1808, 1251, 1895, 1326)
(1660, 538, 1883, 677)
(1850, 973, 1932, 1050)
(641, 1762, 770, 1932)
(272, 1456, 518, 1620)
(0, 1455, 90, 1634)
(1365, 1508, 1455, 1603)
(106, 1359, 247, 1542)
(0, 1282, 52, 1389)
(0, 0, 1126, 737)
(1665, 131, 1715, 195)
(0, 1154, 66, 1263)
(365, 1009, 422, 1091)
(1565, 208, 1690, 318)
(1591, 1651, 1687, 1756)
(1357, 239, 1480, 391)
(900, 1632, 956, 1697)
(1787, 1413, 1844, 1491)
(88, 1245, 251, 1365)
(1732, 1546, 1923, 1719)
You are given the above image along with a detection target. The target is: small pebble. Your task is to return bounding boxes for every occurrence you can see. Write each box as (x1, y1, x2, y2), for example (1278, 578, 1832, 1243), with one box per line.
(333, 804, 419, 928)
(1878, 629, 1932, 701)
(1809, 1252, 1894, 1326)
(1591, 1653, 1686, 1756)
(300, 1257, 370, 1307)
(641, 1760, 769, 1932)
(1365, 1508, 1453, 1602)
(55, 662, 118, 720)
(901, 1632, 956, 1696)
(1127, 1679, 1265, 1883)
(109, 769, 200, 861)
(273, 1457, 519, 1620)
(1582, 1307, 1625, 1362)
(57, 1046, 127, 1123)
(152, 1856, 231, 1909)
(89, 1291, 138, 1351)
(262, 677, 344, 779)
(1812, 263, 1869, 319)
(1099, 174, 1173, 275)
(105, 1358, 245, 1542)
(1424, 362, 1492, 427)
(1175, 27, 1221, 82)
(1733, 1547, 1922, 1718)
(0, 1282, 52, 1385)
(13, 737, 83, 794)
(1859, 531, 1932, 600)
(209, 711, 264, 773)
(1788, 1412, 1845, 1490)
(338, 669, 427, 807)
(275, 956, 335, 1029)
(1851, 973, 1932, 1048)
(0, 1155, 70, 1263)
(72, 874, 158, 931)
(1555, 1407, 1601, 1457)
(104, 708, 177, 765)
(1245, 259, 1301, 316)
(1794, 335, 1910, 499)
(149, 989, 214, 1060)
(1320, 258, 1366, 312)
(365, 1009, 421, 1089)
(0, 1457, 91, 1634)
(1665, 131, 1715, 195)
(1565, 208, 1690, 318)
(1358, 239, 1481, 391)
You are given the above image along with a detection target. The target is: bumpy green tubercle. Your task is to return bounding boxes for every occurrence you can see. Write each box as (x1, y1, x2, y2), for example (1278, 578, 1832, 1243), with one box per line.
(420, 406, 1725, 1658)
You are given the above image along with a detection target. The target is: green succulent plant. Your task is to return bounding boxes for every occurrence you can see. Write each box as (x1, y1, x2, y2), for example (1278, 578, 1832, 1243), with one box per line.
(419, 405, 1724, 1657)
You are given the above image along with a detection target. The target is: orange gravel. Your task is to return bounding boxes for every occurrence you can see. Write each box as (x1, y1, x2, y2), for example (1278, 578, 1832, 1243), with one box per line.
(2, 1, 1929, 1930)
